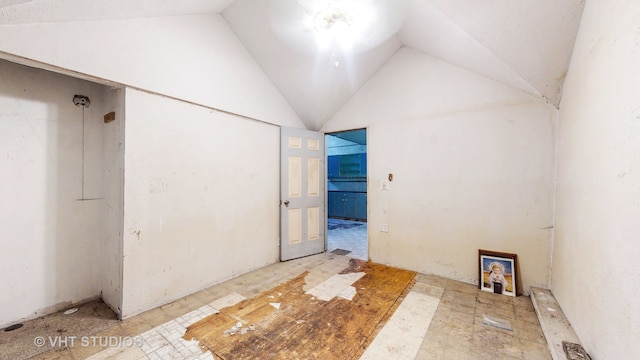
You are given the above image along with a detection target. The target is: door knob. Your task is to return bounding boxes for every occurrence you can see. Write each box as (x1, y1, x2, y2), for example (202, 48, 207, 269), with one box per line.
(283, 200, 290, 207)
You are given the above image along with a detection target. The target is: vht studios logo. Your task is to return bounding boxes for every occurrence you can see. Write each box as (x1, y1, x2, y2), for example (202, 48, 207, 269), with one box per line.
(34, 335, 144, 348)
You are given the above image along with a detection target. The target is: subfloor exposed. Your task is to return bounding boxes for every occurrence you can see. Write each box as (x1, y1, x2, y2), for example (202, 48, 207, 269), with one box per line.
(327, 218, 367, 260)
(185, 260, 415, 359)
(0, 253, 550, 359)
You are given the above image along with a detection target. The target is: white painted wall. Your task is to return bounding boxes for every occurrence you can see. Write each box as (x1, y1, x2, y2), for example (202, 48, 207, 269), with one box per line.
(553, 1, 640, 358)
(97, 86, 125, 316)
(121, 89, 280, 318)
(0, 11, 308, 320)
(0, 59, 122, 326)
(0, 13, 304, 129)
(323, 48, 557, 291)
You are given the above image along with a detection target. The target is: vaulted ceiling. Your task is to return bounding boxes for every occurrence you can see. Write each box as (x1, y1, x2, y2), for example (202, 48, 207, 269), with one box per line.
(0, 0, 586, 130)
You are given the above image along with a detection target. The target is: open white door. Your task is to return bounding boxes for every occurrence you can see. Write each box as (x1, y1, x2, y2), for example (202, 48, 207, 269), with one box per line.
(280, 127, 325, 261)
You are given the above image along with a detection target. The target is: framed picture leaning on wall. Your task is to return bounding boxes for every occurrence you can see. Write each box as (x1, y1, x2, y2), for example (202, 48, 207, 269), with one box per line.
(479, 250, 518, 297)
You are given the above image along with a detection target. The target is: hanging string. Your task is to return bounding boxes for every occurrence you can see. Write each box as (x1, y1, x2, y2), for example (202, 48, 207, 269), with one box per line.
(81, 106, 85, 200)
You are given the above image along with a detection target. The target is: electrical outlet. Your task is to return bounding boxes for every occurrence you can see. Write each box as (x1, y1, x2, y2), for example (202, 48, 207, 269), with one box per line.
(379, 224, 388, 232)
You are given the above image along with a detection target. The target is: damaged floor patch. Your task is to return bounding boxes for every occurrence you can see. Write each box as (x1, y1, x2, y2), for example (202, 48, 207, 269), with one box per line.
(184, 260, 416, 359)
(305, 272, 365, 301)
(360, 291, 440, 360)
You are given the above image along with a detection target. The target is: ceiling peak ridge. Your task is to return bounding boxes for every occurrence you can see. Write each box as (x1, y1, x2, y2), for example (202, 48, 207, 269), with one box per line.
(399, 1, 542, 102)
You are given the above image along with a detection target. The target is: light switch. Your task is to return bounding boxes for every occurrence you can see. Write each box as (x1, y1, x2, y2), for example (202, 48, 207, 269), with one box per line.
(381, 180, 390, 190)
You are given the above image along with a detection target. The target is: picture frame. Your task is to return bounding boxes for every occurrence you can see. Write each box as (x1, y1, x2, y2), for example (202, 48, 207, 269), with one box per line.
(478, 249, 519, 297)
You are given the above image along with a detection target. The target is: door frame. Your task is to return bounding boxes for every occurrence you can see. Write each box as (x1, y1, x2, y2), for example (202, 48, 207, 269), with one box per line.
(324, 128, 368, 259)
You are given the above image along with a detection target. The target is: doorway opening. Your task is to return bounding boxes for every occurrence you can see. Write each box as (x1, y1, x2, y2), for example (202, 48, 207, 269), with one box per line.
(326, 129, 368, 260)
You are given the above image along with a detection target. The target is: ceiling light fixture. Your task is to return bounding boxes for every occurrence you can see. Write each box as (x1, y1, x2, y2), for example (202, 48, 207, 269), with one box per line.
(268, 0, 408, 55)
(314, 8, 353, 31)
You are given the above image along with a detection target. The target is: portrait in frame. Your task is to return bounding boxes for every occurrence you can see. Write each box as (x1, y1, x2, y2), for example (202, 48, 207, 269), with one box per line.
(479, 250, 518, 297)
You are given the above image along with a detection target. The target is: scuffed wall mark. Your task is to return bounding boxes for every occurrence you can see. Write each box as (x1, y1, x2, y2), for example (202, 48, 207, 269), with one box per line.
(148, 177, 168, 194)
(540, 94, 559, 109)
(555, 69, 568, 84)
(131, 230, 141, 243)
(449, 270, 476, 285)
(435, 260, 454, 268)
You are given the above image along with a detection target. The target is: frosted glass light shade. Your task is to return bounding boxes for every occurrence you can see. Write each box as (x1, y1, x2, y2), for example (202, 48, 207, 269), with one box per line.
(268, 0, 408, 54)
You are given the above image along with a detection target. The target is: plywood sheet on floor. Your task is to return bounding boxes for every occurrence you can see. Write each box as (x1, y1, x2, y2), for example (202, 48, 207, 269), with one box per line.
(184, 260, 416, 360)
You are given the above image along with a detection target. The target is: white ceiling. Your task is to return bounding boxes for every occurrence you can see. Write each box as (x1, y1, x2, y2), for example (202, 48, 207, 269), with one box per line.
(0, 0, 586, 130)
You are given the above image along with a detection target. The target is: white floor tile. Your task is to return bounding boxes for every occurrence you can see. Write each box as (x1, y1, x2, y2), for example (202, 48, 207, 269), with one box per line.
(359, 291, 440, 360)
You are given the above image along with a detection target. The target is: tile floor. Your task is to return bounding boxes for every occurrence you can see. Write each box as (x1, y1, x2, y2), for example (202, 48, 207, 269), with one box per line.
(327, 218, 368, 260)
(0, 253, 550, 359)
